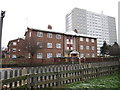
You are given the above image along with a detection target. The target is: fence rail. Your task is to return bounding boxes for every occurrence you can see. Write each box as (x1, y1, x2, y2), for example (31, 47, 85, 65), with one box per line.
(1, 58, 120, 89)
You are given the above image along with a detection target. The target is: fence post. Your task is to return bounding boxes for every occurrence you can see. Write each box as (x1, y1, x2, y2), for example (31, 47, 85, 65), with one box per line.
(33, 73, 37, 88)
(22, 67, 27, 76)
(26, 74, 30, 89)
(119, 58, 120, 74)
(81, 64, 84, 81)
(56, 66, 60, 87)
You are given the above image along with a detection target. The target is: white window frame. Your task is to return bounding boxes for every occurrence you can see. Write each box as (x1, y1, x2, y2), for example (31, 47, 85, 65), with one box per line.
(91, 39, 95, 43)
(86, 53, 90, 57)
(28, 53, 31, 58)
(12, 55, 16, 59)
(86, 38, 89, 42)
(12, 48, 16, 52)
(80, 54, 84, 58)
(37, 32, 43, 37)
(56, 53, 61, 57)
(47, 53, 52, 58)
(47, 33, 52, 38)
(37, 53, 42, 59)
(56, 43, 61, 48)
(92, 53, 95, 57)
(86, 46, 89, 50)
(13, 42, 17, 46)
(56, 34, 61, 39)
(80, 45, 84, 50)
(80, 37, 83, 41)
(29, 32, 32, 37)
(71, 47, 73, 50)
(92, 46, 95, 50)
(37, 42, 43, 48)
(67, 47, 69, 50)
(47, 43, 52, 48)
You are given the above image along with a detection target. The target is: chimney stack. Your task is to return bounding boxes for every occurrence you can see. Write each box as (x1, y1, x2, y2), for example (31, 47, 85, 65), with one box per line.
(73, 29, 78, 33)
(48, 25, 52, 30)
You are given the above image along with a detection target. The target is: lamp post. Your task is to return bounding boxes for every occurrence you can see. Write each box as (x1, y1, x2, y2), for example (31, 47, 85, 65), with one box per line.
(0, 11, 5, 63)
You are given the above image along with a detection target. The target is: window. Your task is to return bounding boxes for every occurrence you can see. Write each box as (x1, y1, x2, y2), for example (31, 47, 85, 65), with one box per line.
(80, 54, 84, 58)
(92, 54, 95, 57)
(86, 46, 89, 50)
(56, 53, 61, 57)
(12, 55, 16, 59)
(80, 37, 83, 41)
(86, 54, 90, 57)
(67, 47, 69, 50)
(91, 39, 95, 42)
(47, 33, 52, 38)
(13, 42, 16, 46)
(92, 46, 95, 50)
(80, 45, 84, 50)
(47, 43, 52, 48)
(37, 42, 43, 48)
(56, 43, 61, 48)
(28, 53, 31, 58)
(47, 53, 52, 58)
(67, 39, 73, 44)
(29, 32, 32, 37)
(56, 34, 61, 39)
(12, 48, 16, 52)
(37, 53, 42, 59)
(86, 38, 89, 42)
(37, 32, 43, 37)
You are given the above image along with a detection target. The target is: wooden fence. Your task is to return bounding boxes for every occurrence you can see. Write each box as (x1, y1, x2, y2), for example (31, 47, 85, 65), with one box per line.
(1, 59, 120, 89)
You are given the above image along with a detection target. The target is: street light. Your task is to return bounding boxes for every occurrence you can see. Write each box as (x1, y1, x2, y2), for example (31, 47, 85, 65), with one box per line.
(0, 11, 5, 64)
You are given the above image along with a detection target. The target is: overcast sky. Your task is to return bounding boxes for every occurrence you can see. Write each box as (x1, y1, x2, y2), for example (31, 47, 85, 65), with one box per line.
(0, 0, 119, 47)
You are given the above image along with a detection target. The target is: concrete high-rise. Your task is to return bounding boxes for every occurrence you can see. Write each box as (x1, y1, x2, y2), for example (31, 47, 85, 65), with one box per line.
(66, 8, 117, 54)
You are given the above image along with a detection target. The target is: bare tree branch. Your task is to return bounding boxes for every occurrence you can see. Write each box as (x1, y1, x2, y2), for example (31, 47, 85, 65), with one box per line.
(19, 36, 46, 59)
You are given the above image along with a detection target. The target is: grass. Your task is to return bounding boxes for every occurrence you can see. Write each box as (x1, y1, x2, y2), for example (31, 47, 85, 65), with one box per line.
(64, 74, 120, 88)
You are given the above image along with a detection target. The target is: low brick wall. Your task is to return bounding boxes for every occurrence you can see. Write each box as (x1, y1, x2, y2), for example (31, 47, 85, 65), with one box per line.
(2, 57, 119, 65)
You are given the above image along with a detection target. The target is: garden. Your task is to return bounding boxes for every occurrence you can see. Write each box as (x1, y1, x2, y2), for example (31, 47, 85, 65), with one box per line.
(64, 74, 120, 88)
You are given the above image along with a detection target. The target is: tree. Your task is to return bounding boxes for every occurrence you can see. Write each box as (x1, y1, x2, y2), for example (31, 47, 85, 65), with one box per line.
(109, 42, 120, 56)
(100, 41, 110, 56)
(19, 36, 46, 59)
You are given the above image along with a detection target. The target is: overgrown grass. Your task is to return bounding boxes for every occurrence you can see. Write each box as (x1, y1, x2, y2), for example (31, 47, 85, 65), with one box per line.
(64, 74, 120, 88)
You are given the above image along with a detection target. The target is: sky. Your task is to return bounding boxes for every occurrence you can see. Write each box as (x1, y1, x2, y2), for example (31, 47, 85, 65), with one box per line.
(0, 0, 119, 48)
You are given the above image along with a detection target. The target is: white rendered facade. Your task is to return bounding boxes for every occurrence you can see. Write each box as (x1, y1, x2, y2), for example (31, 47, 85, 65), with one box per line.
(66, 8, 117, 54)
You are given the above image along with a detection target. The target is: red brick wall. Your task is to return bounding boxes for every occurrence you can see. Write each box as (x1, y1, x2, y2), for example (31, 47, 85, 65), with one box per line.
(7, 38, 24, 58)
(25, 28, 64, 59)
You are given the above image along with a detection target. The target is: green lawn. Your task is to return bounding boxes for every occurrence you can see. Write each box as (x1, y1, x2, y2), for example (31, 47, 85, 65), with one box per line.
(64, 74, 120, 88)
